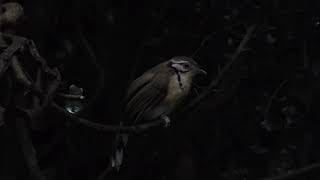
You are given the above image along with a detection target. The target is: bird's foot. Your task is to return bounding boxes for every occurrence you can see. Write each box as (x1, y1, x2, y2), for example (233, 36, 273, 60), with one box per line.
(161, 115, 171, 127)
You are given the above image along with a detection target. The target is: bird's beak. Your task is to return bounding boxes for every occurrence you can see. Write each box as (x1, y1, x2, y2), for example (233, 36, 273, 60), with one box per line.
(197, 68, 207, 75)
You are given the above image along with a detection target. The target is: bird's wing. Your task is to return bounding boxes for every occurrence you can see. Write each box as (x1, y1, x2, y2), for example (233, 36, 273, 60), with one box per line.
(125, 72, 170, 123)
(125, 71, 154, 101)
(125, 62, 165, 100)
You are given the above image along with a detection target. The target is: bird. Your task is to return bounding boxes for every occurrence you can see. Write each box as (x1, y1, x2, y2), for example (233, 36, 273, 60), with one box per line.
(111, 56, 206, 170)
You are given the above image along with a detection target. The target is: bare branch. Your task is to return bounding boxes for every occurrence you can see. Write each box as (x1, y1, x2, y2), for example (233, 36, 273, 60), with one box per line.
(51, 102, 166, 133)
(56, 93, 85, 100)
(11, 55, 33, 87)
(261, 80, 288, 131)
(259, 162, 320, 180)
(26, 40, 58, 77)
(0, 33, 26, 77)
(185, 25, 257, 111)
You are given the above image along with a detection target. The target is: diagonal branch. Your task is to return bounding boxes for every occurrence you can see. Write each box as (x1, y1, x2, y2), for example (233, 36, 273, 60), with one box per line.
(261, 80, 288, 131)
(26, 40, 58, 77)
(184, 25, 256, 111)
(259, 162, 320, 180)
(0, 33, 26, 78)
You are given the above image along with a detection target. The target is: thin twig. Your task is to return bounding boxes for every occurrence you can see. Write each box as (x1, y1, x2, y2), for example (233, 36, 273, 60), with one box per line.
(261, 80, 287, 131)
(192, 34, 214, 58)
(26, 40, 57, 77)
(259, 162, 320, 180)
(10, 56, 43, 96)
(56, 93, 85, 100)
(263, 80, 288, 120)
(11, 55, 33, 88)
(96, 161, 113, 180)
(25, 68, 61, 120)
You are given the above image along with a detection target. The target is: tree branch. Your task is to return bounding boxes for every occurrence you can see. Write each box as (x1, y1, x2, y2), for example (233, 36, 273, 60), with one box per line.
(261, 80, 288, 131)
(184, 25, 256, 111)
(51, 102, 166, 133)
(0, 33, 26, 78)
(259, 162, 320, 180)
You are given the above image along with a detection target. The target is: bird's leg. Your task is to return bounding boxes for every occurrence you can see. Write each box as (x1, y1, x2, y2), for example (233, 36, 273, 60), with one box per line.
(160, 115, 171, 127)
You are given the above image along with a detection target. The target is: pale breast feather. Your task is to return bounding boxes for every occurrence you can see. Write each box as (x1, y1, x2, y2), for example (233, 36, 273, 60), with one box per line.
(164, 73, 192, 106)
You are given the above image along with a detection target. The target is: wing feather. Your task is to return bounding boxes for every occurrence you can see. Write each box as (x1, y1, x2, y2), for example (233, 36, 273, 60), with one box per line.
(125, 72, 154, 101)
(125, 72, 170, 123)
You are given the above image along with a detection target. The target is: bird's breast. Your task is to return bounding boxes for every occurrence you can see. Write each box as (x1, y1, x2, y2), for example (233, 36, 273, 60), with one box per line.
(144, 73, 192, 120)
(164, 74, 192, 107)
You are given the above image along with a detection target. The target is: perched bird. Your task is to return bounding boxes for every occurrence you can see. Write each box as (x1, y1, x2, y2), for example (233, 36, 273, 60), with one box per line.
(111, 56, 206, 169)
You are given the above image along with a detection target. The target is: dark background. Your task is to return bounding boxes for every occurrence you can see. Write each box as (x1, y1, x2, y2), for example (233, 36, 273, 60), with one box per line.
(2, 0, 320, 180)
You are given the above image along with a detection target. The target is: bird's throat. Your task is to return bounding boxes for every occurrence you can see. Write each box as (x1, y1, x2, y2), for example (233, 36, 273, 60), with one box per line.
(175, 71, 184, 91)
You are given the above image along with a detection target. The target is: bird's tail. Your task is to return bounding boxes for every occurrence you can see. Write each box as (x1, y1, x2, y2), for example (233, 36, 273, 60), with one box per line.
(111, 128, 129, 171)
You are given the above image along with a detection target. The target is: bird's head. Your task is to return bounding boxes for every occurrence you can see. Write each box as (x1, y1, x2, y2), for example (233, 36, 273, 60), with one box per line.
(167, 56, 207, 77)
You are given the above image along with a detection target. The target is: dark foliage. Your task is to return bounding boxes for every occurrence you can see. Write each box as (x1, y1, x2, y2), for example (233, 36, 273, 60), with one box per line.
(1, 0, 320, 180)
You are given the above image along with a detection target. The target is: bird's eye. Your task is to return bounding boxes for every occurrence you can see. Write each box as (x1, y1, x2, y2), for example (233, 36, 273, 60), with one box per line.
(182, 63, 190, 69)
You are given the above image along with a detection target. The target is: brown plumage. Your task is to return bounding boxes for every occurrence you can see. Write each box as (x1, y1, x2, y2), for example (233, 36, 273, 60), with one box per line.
(125, 56, 204, 123)
(111, 56, 206, 170)
(125, 61, 174, 123)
